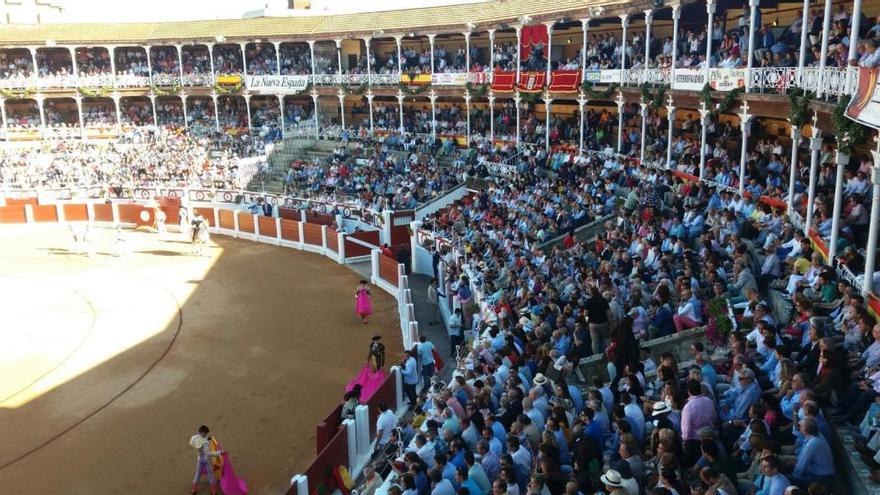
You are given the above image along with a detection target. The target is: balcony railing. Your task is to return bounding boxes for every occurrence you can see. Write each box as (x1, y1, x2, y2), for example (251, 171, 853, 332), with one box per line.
(0, 67, 858, 101)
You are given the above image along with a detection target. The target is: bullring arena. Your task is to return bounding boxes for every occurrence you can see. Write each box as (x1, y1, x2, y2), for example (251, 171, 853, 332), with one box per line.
(0, 197, 411, 494)
(8, 0, 880, 493)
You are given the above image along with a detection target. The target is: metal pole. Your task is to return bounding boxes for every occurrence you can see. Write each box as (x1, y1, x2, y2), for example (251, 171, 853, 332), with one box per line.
(805, 127, 822, 231)
(788, 125, 801, 215)
(817, 0, 833, 97)
(864, 162, 880, 294)
(746, 0, 759, 93)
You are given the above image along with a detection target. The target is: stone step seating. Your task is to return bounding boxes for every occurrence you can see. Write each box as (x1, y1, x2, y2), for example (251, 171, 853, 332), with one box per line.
(576, 325, 707, 384)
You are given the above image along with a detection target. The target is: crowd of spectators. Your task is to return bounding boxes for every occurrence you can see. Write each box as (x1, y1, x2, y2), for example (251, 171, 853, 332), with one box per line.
(246, 43, 278, 76)
(0, 127, 265, 190)
(280, 43, 313, 75)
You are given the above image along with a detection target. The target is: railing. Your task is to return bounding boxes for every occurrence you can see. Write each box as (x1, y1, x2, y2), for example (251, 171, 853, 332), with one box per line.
(37, 74, 79, 89)
(182, 73, 213, 86)
(312, 73, 401, 85)
(77, 74, 114, 88)
(151, 73, 181, 87)
(0, 75, 33, 88)
(115, 74, 150, 87)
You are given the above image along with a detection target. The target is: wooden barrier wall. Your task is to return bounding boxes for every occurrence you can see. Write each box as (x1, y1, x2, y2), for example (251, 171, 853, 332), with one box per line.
(326, 227, 338, 253)
(315, 404, 343, 455)
(33, 204, 58, 222)
(304, 210, 335, 226)
(258, 215, 277, 238)
(281, 218, 301, 242)
(303, 223, 323, 246)
(300, 427, 348, 495)
(117, 204, 141, 224)
(345, 231, 380, 257)
(194, 207, 216, 226)
(379, 254, 399, 287)
(0, 205, 26, 223)
(63, 203, 88, 222)
(218, 210, 235, 230)
(93, 203, 113, 222)
(278, 207, 300, 221)
(366, 374, 397, 437)
(238, 213, 255, 234)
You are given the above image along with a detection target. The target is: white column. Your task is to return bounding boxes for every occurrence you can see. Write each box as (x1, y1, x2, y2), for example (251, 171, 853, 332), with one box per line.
(620, 15, 629, 71)
(272, 41, 281, 75)
(578, 95, 586, 154)
(366, 92, 375, 135)
(145, 45, 154, 84)
(515, 25, 523, 79)
(278, 95, 285, 135)
(666, 99, 676, 167)
(429, 93, 437, 139)
(817, 0, 833, 97)
(396, 92, 404, 134)
(212, 94, 220, 130)
(464, 32, 471, 72)
(488, 93, 495, 141)
(805, 123, 822, 230)
(176, 44, 185, 82)
(514, 93, 521, 148)
(148, 95, 157, 127)
(207, 43, 216, 85)
(364, 38, 372, 78)
(635, 12, 648, 72)
(311, 91, 319, 139)
(828, 151, 849, 260)
(580, 19, 590, 74)
(338, 91, 346, 129)
(69, 46, 79, 77)
(639, 102, 648, 162)
(488, 29, 496, 74)
(308, 40, 317, 80)
(428, 34, 436, 74)
(240, 42, 248, 75)
(738, 108, 751, 194)
(335, 39, 343, 80)
(108, 46, 117, 85)
(181, 94, 188, 131)
(544, 21, 554, 80)
(465, 93, 472, 145)
(395, 36, 403, 73)
(616, 92, 625, 153)
(698, 104, 710, 179)
(787, 123, 801, 214)
(745, 0, 759, 93)
(849, 0, 863, 63)
(74, 95, 85, 139)
(797, 0, 810, 73)
(705, 1, 715, 77)
(29, 47, 38, 87)
(0, 97, 7, 141)
(543, 95, 551, 152)
(244, 94, 252, 130)
(671, 4, 681, 71)
(864, 158, 880, 294)
(112, 94, 121, 132)
(36, 95, 45, 127)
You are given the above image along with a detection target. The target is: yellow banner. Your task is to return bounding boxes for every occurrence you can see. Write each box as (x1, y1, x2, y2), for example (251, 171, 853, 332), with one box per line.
(216, 75, 242, 85)
(398, 74, 432, 85)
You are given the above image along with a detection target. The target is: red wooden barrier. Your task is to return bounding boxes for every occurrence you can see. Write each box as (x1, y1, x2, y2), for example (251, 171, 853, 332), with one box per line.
(315, 404, 343, 454)
(298, 427, 348, 495)
(194, 207, 216, 226)
(117, 203, 141, 224)
(0, 205, 26, 223)
(345, 231, 380, 257)
(238, 213, 255, 234)
(280, 218, 300, 242)
(304, 210, 335, 226)
(218, 210, 234, 230)
(278, 207, 300, 221)
(258, 216, 277, 237)
(32, 204, 58, 223)
(379, 254, 399, 287)
(303, 223, 323, 246)
(63, 203, 88, 222)
(326, 227, 338, 253)
(93, 203, 113, 222)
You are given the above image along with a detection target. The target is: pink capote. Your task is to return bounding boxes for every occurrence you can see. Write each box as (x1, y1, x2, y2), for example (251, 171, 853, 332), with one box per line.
(355, 287, 373, 316)
(345, 364, 386, 401)
(219, 449, 248, 495)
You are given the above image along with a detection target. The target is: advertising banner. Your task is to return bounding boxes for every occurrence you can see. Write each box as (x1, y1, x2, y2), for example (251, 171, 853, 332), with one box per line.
(431, 73, 468, 85)
(846, 67, 880, 130)
(709, 68, 747, 91)
(672, 69, 706, 91)
(246, 75, 310, 94)
(599, 70, 621, 84)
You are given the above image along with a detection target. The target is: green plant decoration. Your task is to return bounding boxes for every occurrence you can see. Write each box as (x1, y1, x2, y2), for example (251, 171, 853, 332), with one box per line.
(833, 95, 869, 156)
(465, 82, 490, 98)
(580, 82, 618, 100)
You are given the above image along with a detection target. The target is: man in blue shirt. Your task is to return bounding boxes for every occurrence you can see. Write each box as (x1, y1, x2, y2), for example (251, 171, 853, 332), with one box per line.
(455, 467, 483, 495)
(402, 349, 420, 407)
(721, 369, 760, 422)
(418, 335, 436, 382)
(792, 418, 835, 487)
(755, 456, 790, 495)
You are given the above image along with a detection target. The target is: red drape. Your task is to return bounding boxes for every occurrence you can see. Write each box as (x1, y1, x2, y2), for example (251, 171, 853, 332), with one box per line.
(520, 25, 549, 60)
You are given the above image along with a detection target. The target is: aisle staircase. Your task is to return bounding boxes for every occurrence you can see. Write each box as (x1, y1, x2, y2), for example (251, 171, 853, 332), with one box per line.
(245, 138, 339, 194)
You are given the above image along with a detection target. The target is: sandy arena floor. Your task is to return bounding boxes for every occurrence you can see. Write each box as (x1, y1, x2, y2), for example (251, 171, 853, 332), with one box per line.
(0, 226, 401, 494)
